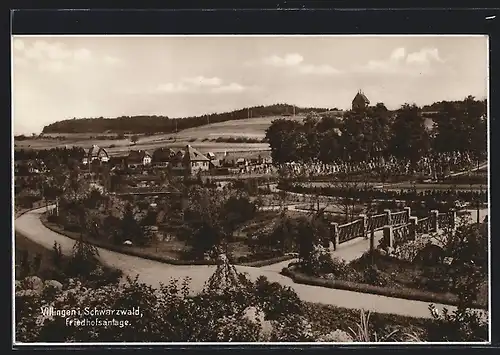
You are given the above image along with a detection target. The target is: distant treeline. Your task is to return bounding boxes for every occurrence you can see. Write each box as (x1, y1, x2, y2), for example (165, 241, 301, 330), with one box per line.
(41, 104, 332, 134)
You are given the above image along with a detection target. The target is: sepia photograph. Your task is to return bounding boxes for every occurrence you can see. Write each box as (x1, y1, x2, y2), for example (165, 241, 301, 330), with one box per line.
(12, 35, 489, 344)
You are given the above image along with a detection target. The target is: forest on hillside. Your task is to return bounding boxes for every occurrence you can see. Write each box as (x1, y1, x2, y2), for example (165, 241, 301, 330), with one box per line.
(41, 104, 331, 135)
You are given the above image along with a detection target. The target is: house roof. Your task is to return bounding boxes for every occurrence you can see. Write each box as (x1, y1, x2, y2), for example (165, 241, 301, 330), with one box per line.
(352, 91, 370, 105)
(127, 150, 151, 163)
(152, 147, 176, 162)
(184, 145, 209, 162)
(87, 145, 109, 158)
(206, 152, 216, 159)
(209, 159, 221, 167)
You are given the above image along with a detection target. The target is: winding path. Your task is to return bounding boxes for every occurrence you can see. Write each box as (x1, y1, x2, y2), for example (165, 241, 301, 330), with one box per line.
(14, 207, 488, 320)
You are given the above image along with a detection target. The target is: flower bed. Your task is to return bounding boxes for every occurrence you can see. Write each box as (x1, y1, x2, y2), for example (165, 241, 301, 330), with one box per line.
(281, 266, 487, 310)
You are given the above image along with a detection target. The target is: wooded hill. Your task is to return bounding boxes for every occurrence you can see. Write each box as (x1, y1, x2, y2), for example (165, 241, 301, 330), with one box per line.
(41, 104, 331, 135)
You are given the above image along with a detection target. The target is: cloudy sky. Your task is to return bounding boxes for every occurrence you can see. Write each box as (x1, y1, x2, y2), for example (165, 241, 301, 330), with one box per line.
(12, 36, 488, 135)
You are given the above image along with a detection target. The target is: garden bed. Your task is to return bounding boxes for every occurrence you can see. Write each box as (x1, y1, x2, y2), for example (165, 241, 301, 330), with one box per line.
(303, 302, 432, 340)
(281, 265, 487, 310)
(40, 213, 294, 267)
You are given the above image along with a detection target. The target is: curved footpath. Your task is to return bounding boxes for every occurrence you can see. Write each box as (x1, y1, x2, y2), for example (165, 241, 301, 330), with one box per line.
(15, 207, 487, 320)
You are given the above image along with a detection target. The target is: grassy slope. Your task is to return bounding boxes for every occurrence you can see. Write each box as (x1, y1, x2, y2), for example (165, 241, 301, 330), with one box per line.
(15, 115, 304, 155)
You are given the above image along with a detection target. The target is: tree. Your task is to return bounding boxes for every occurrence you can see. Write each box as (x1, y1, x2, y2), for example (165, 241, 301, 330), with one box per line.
(433, 96, 487, 158)
(66, 236, 100, 277)
(265, 119, 308, 164)
(131, 135, 139, 144)
(389, 104, 430, 164)
(120, 203, 144, 245)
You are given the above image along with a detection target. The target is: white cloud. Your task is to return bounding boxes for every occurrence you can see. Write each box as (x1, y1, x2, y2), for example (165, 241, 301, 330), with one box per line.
(406, 47, 444, 65)
(156, 76, 245, 94)
(13, 39, 119, 74)
(298, 64, 340, 75)
(390, 47, 406, 62)
(263, 53, 304, 67)
(156, 82, 189, 93)
(259, 53, 340, 76)
(211, 82, 245, 93)
(182, 76, 222, 87)
(356, 47, 446, 76)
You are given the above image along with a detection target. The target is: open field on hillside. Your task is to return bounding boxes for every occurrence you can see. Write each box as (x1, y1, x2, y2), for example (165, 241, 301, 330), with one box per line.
(15, 115, 301, 154)
(15, 135, 271, 155)
(174, 115, 305, 140)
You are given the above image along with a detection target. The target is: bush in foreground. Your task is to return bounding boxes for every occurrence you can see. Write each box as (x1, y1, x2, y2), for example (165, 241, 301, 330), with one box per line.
(15, 256, 445, 343)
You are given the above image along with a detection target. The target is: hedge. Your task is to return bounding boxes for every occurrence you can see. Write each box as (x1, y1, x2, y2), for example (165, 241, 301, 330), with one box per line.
(40, 213, 296, 268)
(280, 182, 487, 203)
(281, 267, 487, 310)
(239, 254, 297, 267)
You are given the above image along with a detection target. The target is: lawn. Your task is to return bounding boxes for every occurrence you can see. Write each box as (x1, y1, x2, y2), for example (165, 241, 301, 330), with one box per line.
(15, 232, 64, 280)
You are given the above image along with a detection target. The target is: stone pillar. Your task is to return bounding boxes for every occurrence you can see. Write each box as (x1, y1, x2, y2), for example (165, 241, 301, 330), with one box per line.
(383, 225, 394, 250)
(431, 210, 439, 232)
(450, 209, 457, 230)
(331, 222, 339, 251)
(359, 214, 368, 238)
(384, 209, 392, 226)
(404, 206, 411, 223)
(409, 216, 418, 240)
(369, 224, 375, 252)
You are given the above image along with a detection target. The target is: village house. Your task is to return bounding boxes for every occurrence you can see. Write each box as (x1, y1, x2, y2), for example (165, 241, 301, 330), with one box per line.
(82, 145, 109, 165)
(169, 149, 186, 174)
(206, 152, 222, 170)
(127, 150, 152, 168)
(152, 147, 176, 168)
(184, 145, 210, 175)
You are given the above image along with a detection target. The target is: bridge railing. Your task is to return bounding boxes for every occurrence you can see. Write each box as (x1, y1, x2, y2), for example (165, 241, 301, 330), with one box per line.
(416, 216, 432, 234)
(392, 223, 412, 249)
(338, 219, 364, 244)
(391, 210, 409, 226)
(331, 206, 459, 251)
(367, 213, 387, 232)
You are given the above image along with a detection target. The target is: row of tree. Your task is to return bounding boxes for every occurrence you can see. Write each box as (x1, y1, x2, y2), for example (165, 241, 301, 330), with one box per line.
(265, 97, 487, 165)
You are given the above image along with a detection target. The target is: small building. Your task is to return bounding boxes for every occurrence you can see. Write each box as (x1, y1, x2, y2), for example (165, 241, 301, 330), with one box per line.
(127, 150, 152, 168)
(352, 90, 370, 111)
(184, 145, 210, 175)
(152, 147, 176, 168)
(83, 145, 109, 165)
(169, 149, 186, 174)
